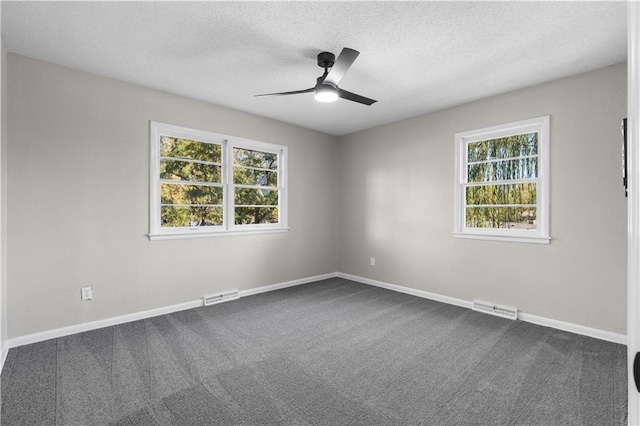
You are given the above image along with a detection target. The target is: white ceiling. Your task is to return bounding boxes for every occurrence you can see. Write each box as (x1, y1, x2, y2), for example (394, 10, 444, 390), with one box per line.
(1, 1, 628, 136)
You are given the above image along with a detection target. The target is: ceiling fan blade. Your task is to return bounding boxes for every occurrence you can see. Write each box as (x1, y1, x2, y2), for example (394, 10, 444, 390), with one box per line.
(338, 89, 377, 106)
(324, 48, 359, 86)
(255, 88, 314, 97)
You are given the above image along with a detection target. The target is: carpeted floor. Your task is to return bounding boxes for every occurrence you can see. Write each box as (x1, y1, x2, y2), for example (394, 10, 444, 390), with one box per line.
(0, 278, 628, 425)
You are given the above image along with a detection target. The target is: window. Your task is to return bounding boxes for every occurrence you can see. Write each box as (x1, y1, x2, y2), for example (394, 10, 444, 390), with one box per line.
(149, 122, 288, 240)
(453, 116, 550, 244)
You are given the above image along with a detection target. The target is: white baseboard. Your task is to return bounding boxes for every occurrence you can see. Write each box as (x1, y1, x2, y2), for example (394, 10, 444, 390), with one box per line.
(338, 272, 627, 345)
(239, 272, 337, 297)
(518, 312, 626, 345)
(7, 299, 203, 350)
(3, 271, 626, 354)
(337, 272, 473, 310)
(0, 342, 7, 372)
(4, 272, 338, 351)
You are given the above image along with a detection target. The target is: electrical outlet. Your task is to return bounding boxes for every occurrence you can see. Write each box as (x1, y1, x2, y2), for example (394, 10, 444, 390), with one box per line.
(370, 257, 376, 266)
(81, 286, 93, 301)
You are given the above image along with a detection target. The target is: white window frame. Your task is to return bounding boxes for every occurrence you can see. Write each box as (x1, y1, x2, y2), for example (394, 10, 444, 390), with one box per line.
(149, 121, 288, 241)
(453, 115, 550, 244)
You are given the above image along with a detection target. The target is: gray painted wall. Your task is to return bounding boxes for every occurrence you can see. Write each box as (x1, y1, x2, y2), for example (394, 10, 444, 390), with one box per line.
(338, 63, 627, 334)
(6, 54, 340, 338)
(4, 54, 628, 340)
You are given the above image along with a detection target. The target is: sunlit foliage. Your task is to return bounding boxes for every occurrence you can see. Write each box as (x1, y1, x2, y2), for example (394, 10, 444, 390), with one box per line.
(233, 148, 279, 225)
(158, 137, 280, 228)
(465, 133, 538, 229)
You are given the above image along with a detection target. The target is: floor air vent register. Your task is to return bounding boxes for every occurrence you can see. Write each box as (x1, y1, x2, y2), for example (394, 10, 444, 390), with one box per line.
(203, 290, 239, 306)
(472, 300, 518, 320)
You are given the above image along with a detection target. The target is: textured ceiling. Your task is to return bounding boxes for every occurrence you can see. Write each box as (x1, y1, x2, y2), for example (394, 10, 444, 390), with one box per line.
(1, 1, 628, 136)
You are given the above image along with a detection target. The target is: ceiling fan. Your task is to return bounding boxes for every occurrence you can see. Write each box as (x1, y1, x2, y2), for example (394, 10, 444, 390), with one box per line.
(255, 47, 377, 106)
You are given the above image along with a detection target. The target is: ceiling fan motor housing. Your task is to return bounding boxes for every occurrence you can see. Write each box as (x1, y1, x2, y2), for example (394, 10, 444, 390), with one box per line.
(315, 76, 336, 89)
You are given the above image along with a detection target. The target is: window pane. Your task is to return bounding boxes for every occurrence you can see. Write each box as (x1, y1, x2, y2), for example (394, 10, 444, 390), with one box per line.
(234, 188, 278, 206)
(233, 167, 277, 187)
(161, 183, 223, 205)
(160, 136, 221, 163)
(467, 133, 537, 162)
(467, 157, 537, 182)
(161, 206, 223, 228)
(160, 160, 222, 183)
(233, 148, 278, 169)
(465, 183, 536, 206)
(235, 207, 279, 225)
(465, 207, 537, 229)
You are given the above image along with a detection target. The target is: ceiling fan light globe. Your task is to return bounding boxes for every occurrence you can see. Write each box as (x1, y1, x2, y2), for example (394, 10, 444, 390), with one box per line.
(315, 86, 339, 103)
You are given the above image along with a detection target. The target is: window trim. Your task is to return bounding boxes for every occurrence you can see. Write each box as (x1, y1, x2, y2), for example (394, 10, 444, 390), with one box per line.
(453, 115, 550, 244)
(148, 121, 288, 241)
(227, 137, 288, 233)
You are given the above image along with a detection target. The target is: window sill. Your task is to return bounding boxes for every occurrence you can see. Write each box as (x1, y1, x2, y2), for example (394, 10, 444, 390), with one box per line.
(453, 232, 550, 245)
(148, 227, 289, 241)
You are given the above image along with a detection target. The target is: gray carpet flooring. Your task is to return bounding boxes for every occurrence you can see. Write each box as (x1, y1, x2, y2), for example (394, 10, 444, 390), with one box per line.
(0, 278, 628, 425)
